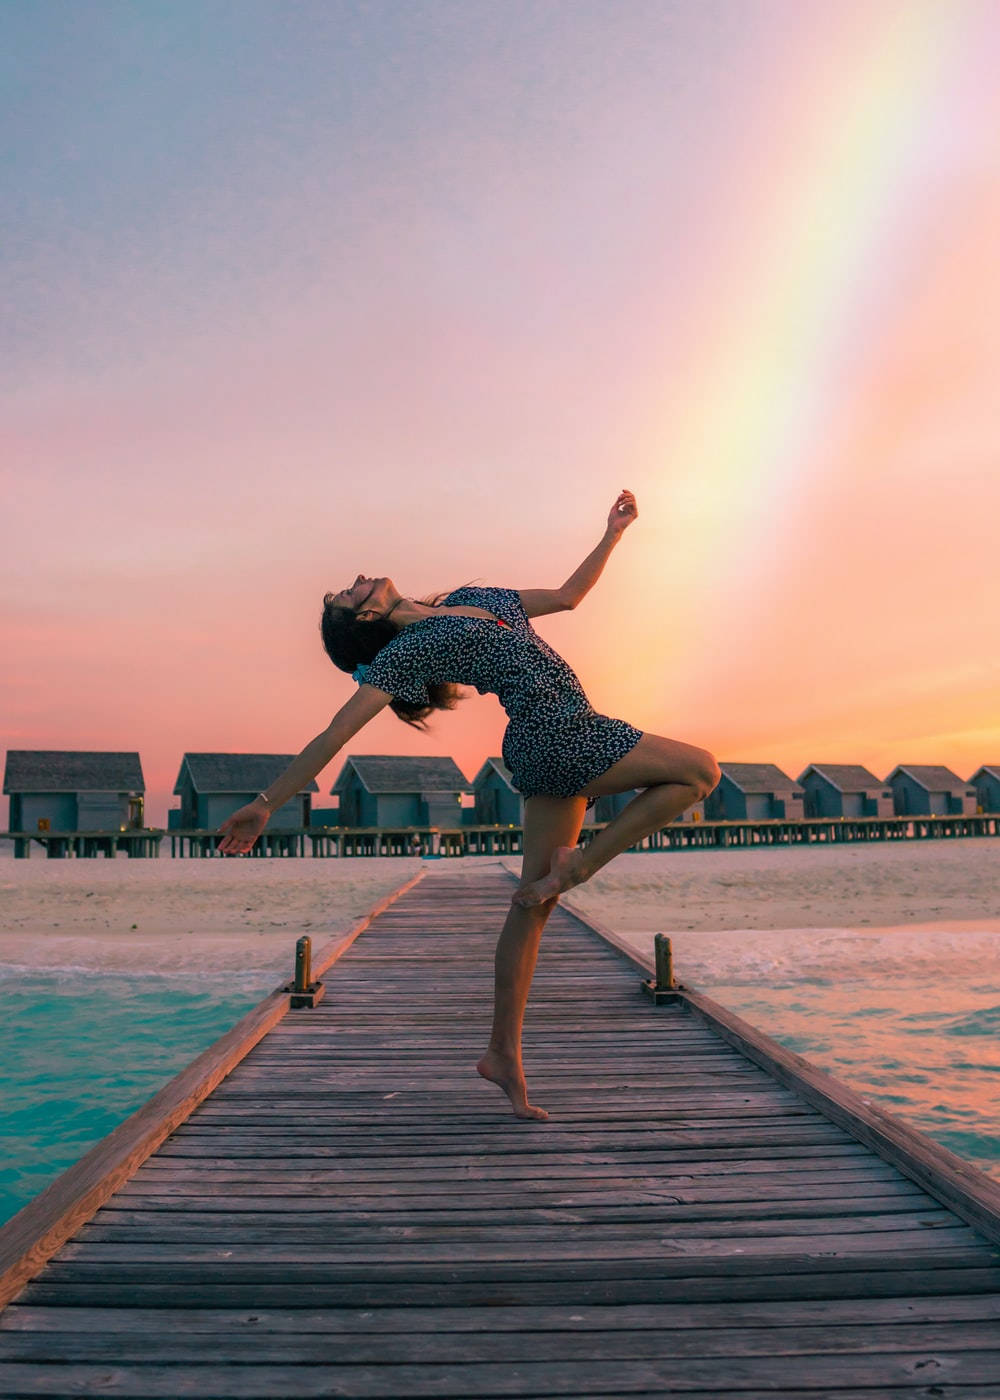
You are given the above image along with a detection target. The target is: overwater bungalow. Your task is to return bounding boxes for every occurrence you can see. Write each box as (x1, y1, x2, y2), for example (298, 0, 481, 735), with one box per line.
(798, 764, 894, 819)
(331, 755, 471, 828)
(886, 764, 978, 817)
(472, 757, 524, 826)
(703, 762, 804, 822)
(3, 749, 145, 833)
(171, 753, 318, 829)
(969, 765, 1000, 814)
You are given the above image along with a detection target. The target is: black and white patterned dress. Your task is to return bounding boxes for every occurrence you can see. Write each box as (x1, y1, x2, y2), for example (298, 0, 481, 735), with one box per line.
(363, 585, 643, 808)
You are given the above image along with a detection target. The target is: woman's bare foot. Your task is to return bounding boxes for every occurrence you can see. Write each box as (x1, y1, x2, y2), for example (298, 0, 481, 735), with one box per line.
(476, 1049, 549, 1120)
(511, 845, 588, 909)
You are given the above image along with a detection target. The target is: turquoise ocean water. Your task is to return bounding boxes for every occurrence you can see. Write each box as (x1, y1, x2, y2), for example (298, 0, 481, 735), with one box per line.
(0, 967, 275, 1226)
(1, 951, 998, 1228)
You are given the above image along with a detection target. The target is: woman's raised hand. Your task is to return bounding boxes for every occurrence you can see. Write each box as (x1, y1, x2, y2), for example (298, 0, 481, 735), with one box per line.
(217, 801, 269, 856)
(608, 488, 638, 535)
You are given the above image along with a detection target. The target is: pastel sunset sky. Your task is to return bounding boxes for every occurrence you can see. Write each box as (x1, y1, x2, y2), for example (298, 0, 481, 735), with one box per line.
(4, 0, 998, 825)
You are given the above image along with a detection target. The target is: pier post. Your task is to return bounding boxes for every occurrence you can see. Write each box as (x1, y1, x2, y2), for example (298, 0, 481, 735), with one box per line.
(285, 935, 325, 1009)
(642, 933, 679, 1004)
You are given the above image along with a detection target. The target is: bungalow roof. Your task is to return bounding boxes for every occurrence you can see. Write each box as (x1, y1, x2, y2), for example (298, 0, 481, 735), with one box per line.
(3, 750, 144, 794)
(472, 756, 516, 790)
(174, 754, 319, 795)
(332, 754, 471, 795)
(887, 764, 966, 791)
(798, 764, 883, 791)
(718, 762, 800, 793)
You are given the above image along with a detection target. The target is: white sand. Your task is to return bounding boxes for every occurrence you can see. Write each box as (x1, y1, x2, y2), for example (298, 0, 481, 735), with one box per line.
(533, 839, 1000, 985)
(0, 855, 425, 976)
(1, 838, 998, 981)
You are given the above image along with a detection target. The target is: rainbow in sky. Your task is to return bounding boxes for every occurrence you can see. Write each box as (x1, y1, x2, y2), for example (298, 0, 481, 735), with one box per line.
(649, 2, 972, 626)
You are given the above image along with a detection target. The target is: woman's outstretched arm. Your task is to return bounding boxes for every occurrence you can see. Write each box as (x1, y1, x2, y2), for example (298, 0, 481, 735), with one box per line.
(217, 685, 391, 854)
(519, 490, 639, 618)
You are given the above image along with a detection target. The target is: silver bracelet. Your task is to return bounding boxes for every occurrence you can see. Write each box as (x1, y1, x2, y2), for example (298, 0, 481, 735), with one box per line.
(257, 791, 272, 806)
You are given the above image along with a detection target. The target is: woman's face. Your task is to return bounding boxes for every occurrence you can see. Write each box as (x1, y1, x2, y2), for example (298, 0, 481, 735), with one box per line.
(331, 575, 395, 620)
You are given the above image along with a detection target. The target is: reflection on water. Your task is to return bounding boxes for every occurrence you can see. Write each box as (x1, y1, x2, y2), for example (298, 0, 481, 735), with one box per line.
(667, 921, 1000, 1183)
(701, 981, 1000, 1178)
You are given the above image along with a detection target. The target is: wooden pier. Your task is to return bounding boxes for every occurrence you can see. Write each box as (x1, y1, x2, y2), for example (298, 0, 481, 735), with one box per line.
(5, 810, 997, 859)
(2, 868, 1000, 1395)
(1, 830, 164, 859)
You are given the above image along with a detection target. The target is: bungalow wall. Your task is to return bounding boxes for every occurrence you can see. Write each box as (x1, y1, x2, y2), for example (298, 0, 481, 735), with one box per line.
(423, 793, 464, 827)
(77, 793, 130, 830)
(803, 777, 825, 818)
(973, 773, 1000, 813)
(704, 778, 742, 821)
(173, 771, 306, 829)
(373, 793, 421, 827)
(11, 791, 136, 833)
(14, 793, 77, 832)
(194, 793, 308, 829)
(890, 775, 976, 817)
(705, 780, 803, 821)
(475, 770, 524, 826)
(802, 774, 844, 818)
(774, 791, 805, 820)
(338, 792, 462, 827)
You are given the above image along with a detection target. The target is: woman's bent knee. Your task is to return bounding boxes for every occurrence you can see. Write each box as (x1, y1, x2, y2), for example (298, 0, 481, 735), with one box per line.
(695, 752, 722, 797)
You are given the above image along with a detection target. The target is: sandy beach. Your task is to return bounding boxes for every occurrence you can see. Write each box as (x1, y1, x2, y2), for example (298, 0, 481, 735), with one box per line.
(2, 837, 998, 982)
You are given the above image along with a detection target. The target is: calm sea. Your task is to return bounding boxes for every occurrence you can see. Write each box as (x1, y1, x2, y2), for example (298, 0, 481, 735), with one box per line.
(0, 968, 275, 1226)
(1, 934, 998, 1227)
(701, 978, 1000, 1181)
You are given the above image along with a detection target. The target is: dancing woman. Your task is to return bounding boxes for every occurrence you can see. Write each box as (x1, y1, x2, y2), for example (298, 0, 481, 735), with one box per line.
(218, 490, 720, 1119)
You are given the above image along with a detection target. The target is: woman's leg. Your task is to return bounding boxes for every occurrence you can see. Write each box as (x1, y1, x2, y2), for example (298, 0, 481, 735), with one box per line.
(512, 733, 721, 907)
(477, 792, 589, 1120)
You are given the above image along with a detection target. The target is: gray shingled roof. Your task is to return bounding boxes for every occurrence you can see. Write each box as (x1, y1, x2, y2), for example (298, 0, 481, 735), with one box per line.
(887, 765, 967, 791)
(174, 754, 319, 795)
(970, 766, 1000, 781)
(719, 763, 801, 793)
(3, 750, 144, 793)
(472, 756, 516, 789)
(798, 764, 884, 791)
(332, 755, 471, 795)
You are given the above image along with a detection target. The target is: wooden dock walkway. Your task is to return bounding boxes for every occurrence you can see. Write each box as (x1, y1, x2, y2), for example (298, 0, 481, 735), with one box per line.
(2, 866, 1000, 1395)
(5, 808, 998, 859)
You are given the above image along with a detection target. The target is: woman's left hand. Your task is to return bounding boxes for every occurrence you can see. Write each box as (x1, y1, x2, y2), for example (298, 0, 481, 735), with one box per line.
(608, 488, 638, 535)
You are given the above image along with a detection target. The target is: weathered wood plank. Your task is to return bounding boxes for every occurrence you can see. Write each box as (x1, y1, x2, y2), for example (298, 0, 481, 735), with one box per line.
(150, 1128, 854, 1162)
(78, 1207, 957, 1245)
(41, 1236, 996, 1276)
(7, 1292, 1000, 1333)
(21, 1265, 1000, 1309)
(3, 1351, 1000, 1396)
(4, 1318, 1000, 1363)
(102, 1181, 931, 1212)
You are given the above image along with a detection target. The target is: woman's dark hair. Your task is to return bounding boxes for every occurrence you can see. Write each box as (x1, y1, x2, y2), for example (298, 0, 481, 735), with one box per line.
(320, 582, 478, 731)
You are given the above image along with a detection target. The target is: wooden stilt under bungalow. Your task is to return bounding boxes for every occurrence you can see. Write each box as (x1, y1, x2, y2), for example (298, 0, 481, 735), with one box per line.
(2, 868, 1000, 1396)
